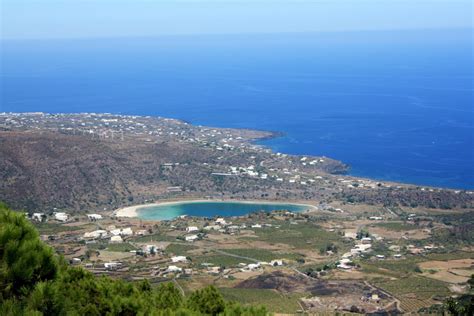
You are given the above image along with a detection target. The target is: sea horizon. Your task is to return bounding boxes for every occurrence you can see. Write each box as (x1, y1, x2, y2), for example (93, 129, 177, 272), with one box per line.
(1, 29, 473, 189)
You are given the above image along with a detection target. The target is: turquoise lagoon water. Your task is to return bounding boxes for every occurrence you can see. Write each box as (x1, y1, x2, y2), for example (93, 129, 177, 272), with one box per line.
(136, 201, 310, 220)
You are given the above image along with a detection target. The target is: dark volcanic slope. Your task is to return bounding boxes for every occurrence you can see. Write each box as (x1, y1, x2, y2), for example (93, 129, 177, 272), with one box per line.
(1, 113, 473, 213)
(0, 131, 182, 211)
(0, 130, 345, 212)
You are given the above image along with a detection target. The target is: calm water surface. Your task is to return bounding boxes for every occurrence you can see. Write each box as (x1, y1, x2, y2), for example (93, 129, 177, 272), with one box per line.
(136, 201, 309, 220)
(1, 29, 472, 188)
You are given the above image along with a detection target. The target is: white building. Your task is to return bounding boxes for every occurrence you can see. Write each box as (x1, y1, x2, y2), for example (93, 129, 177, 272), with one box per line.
(87, 214, 103, 221)
(54, 212, 68, 222)
(83, 230, 107, 239)
(185, 234, 199, 242)
(270, 260, 284, 266)
(167, 265, 182, 273)
(186, 226, 199, 233)
(110, 235, 123, 243)
(32, 213, 45, 222)
(215, 218, 227, 225)
(171, 256, 188, 263)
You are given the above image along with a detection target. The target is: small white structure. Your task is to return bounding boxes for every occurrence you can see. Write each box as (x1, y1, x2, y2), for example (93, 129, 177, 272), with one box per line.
(83, 230, 107, 239)
(251, 224, 262, 228)
(104, 262, 122, 270)
(110, 235, 123, 243)
(54, 212, 68, 222)
(167, 265, 182, 273)
(144, 245, 157, 254)
(121, 227, 133, 236)
(247, 263, 261, 270)
(171, 256, 187, 263)
(110, 229, 122, 236)
(32, 213, 45, 222)
(361, 237, 372, 244)
(204, 225, 220, 231)
(87, 214, 103, 221)
(215, 218, 227, 225)
(71, 258, 82, 265)
(186, 226, 199, 233)
(270, 260, 284, 266)
(185, 234, 199, 242)
(369, 216, 383, 220)
(376, 254, 385, 259)
(337, 258, 353, 270)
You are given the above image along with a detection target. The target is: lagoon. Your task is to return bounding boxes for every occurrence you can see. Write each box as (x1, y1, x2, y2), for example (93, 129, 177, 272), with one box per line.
(135, 201, 311, 221)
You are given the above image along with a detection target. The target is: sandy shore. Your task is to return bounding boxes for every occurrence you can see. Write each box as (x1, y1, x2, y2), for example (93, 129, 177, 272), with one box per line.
(114, 199, 317, 218)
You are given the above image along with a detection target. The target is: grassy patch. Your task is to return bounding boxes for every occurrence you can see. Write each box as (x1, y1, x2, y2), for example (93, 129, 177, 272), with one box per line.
(219, 288, 305, 313)
(106, 242, 138, 252)
(218, 248, 303, 262)
(166, 243, 198, 256)
(372, 276, 450, 300)
(192, 254, 252, 267)
(244, 222, 345, 251)
(34, 222, 85, 234)
(374, 222, 418, 231)
(132, 234, 176, 242)
(87, 242, 137, 252)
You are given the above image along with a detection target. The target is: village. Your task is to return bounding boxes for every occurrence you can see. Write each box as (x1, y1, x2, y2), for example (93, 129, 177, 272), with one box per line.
(28, 199, 473, 314)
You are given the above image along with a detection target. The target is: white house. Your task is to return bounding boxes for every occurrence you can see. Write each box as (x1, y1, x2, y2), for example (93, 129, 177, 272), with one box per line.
(361, 237, 372, 244)
(104, 262, 122, 270)
(54, 212, 68, 222)
(186, 226, 199, 233)
(251, 224, 262, 228)
(247, 263, 261, 270)
(32, 213, 45, 222)
(121, 227, 133, 236)
(83, 230, 107, 239)
(270, 260, 284, 266)
(171, 256, 187, 263)
(110, 235, 123, 243)
(167, 265, 182, 273)
(185, 234, 199, 242)
(87, 214, 103, 221)
(215, 218, 227, 225)
(369, 216, 383, 220)
(337, 258, 353, 270)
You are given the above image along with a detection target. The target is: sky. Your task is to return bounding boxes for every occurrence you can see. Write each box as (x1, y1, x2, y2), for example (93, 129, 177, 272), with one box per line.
(0, 0, 472, 40)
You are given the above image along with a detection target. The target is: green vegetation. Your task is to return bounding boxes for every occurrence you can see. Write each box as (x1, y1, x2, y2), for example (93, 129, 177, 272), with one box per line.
(374, 222, 418, 231)
(372, 276, 450, 300)
(132, 233, 177, 242)
(166, 243, 198, 256)
(34, 222, 85, 234)
(87, 241, 138, 252)
(218, 248, 303, 262)
(245, 222, 345, 251)
(219, 288, 305, 313)
(0, 204, 266, 315)
(193, 254, 252, 267)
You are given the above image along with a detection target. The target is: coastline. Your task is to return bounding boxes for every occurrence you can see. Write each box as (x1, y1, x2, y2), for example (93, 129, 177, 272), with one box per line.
(114, 199, 318, 219)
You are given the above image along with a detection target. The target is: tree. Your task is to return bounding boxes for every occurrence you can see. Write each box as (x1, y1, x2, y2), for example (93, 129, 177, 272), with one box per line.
(0, 206, 58, 299)
(187, 286, 226, 315)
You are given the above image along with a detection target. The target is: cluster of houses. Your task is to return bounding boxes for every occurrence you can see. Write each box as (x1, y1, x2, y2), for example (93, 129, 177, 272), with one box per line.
(337, 233, 389, 270)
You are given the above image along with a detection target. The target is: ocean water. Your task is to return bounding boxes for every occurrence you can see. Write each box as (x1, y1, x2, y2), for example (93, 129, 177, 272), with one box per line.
(136, 201, 308, 221)
(1, 29, 473, 189)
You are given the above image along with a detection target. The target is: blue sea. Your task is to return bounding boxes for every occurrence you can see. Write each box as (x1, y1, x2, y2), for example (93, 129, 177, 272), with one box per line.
(1, 29, 473, 189)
